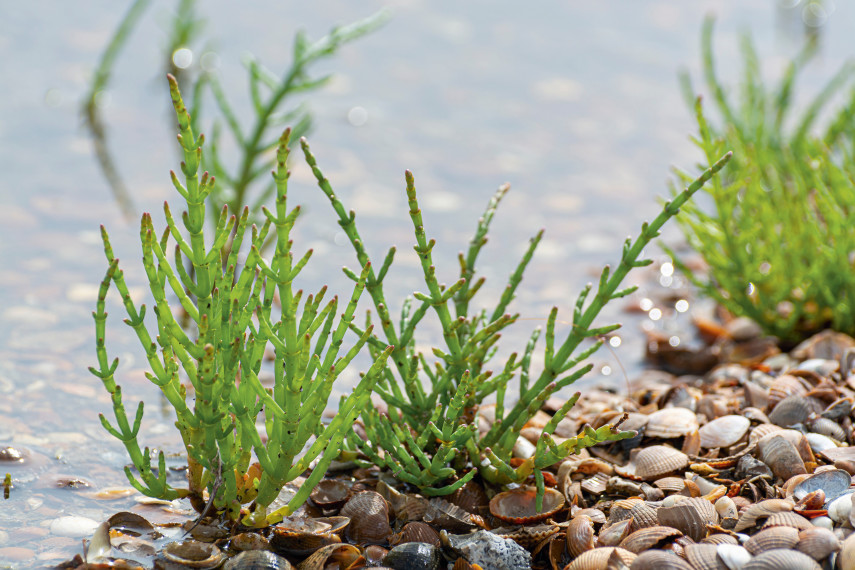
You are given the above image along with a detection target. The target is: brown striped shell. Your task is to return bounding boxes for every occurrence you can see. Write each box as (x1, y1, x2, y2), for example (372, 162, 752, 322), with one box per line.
(744, 526, 799, 555)
(657, 497, 718, 541)
(565, 546, 637, 570)
(760, 511, 811, 531)
(795, 527, 841, 560)
(683, 544, 727, 570)
(339, 491, 391, 545)
(653, 477, 686, 493)
(489, 487, 564, 525)
(766, 374, 811, 409)
(423, 498, 476, 533)
(700, 534, 739, 546)
(734, 498, 794, 532)
(388, 521, 440, 548)
(618, 525, 683, 554)
(309, 479, 351, 511)
(597, 518, 634, 547)
(566, 515, 596, 557)
(740, 548, 821, 570)
(757, 434, 807, 481)
(627, 550, 693, 570)
(627, 502, 660, 533)
(617, 446, 689, 481)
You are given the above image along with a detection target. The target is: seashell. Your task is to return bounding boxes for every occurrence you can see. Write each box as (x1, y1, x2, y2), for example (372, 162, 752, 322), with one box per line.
(715, 544, 752, 570)
(388, 521, 441, 548)
(827, 491, 854, 523)
(791, 329, 855, 361)
(657, 497, 718, 541)
(424, 498, 475, 533)
(440, 529, 531, 570)
(339, 491, 391, 544)
(683, 430, 702, 456)
(627, 502, 660, 533)
(598, 518, 635, 547)
(269, 516, 347, 557)
(565, 547, 637, 570)
(734, 499, 794, 532)
(701, 534, 739, 546)
(450, 480, 489, 514)
(382, 542, 442, 570)
(768, 395, 823, 428)
(740, 548, 820, 570)
(821, 397, 853, 421)
(714, 497, 738, 519)
(607, 476, 644, 497)
(582, 472, 611, 495)
(839, 532, 855, 570)
(296, 543, 361, 570)
(766, 374, 811, 409)
(745, 526, 799, 555)
(377, 481, 428, 523)
(683, 543, 727, 570)
(489, 487, 564, 525)
(309, 479, 351, 511)
(628, 550, 692, 570)
(756, 434, 807, 481)
(154, 540, 227, 569)
(640, 482, 665, 502)
(742, 407, 770, 424)
(574, 508, 608, 524)
(618, 525, 683, 553)
(806, 417, 846, 442)
(363, 544, 389, 566)
(229, 532, 271, 552)
(699, 416, 751, 449)
(805, 433, 838, 454)
(795, 526, 840, 560)
(646, 407, 700, 439)
(810, 516, 833, 530)
(513, 435, 536, 459)
(609, 499, 645, 523)
(793, 469, 851, 504)
(655, 477, 686, 493)
(566, 515, 596, 557)
(760, 511, 811, 530)
(223, 550, 294, 570)
(493, 523, 559, 548)
(616, 446, 689, 481)
(749, 424, 785, 445)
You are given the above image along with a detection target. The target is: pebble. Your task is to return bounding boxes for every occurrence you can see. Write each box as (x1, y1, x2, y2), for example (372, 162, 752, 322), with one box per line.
(49, 514, 100, 538)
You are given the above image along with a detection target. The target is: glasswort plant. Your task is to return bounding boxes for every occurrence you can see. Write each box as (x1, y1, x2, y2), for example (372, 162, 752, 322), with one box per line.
(90, 76, 391, 526)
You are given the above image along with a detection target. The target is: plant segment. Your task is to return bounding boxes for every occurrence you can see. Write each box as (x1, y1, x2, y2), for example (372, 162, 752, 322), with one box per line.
(90, 76, 391, 526)
(304, 138, 731, 505)
(666, 16, 855, 343)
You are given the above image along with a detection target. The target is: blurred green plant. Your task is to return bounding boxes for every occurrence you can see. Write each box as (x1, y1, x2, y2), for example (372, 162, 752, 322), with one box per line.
(90, 77, 391, 526)
(665, 16, 855, 344)
(82, 0, 385, 226)
(305, 139, 730, 506)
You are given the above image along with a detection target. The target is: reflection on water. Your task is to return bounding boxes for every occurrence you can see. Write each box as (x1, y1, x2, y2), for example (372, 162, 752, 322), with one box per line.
(1, 0, 853, 563)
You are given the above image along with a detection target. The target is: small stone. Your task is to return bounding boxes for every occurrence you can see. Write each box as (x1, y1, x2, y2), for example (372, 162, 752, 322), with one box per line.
(49, 515, 100, 538)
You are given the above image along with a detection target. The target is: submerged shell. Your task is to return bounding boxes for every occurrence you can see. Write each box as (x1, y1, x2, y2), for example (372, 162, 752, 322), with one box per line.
(699, 416, 751, 449)
(440, 529, 531, 570)
(223, 551, 294, 570)
(156, 540, 227, 569)
(489, 487, 564, 524)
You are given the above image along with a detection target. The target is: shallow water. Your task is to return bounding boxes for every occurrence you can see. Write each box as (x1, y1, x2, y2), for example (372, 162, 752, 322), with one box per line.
(0, 0, 852, 564)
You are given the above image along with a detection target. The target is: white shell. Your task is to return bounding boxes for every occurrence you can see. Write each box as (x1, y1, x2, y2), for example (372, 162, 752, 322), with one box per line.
(716, 544, 752, 570)
(829, 492, 855, 524)
(699, 415, 750, 448)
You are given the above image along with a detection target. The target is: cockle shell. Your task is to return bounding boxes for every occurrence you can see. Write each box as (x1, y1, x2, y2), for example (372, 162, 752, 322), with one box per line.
(566, 515, 596, 557)
(618, 525, 683, 554)
(657, 497, 718, 541)
(388, 521, 441, 548)
(795, 526, 841, 560)
(740, 549, 820, 570)
(766, 375, 810, 410)
(699, 415, 751, 449)
(616, 446, 689, 480)
(744, 526, 799, 555)
(767, 395, 823, 428)
(646, 407, 700, 439)
(339, 491, 391, 544)
(488, 487, 564, 525)
(734, 498, 794, 532)
(683, 544, 727, 570)
(760, 512, 811, 531)
(565, 547, 636, 570)
(757, 434, 807, 481)
(627, 550, 692, 570)
(806, 417, 846, 442)
(598, 518, 635, 547)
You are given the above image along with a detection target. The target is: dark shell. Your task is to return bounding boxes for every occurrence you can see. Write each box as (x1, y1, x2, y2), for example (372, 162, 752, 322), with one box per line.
(340, 490, 392, 544)
(309, 479, 351, 511)
(489, 487, 565, 524)
(389, 521, 441, 548)
(383, 542, 442, 570)
(154, 540, 227, 569)
(424, 498, 476, 533)
(450, 479, 490, 514)
(270, 516, 348, 556)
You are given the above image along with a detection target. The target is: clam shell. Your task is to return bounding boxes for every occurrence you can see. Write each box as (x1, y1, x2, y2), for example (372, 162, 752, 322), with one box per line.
(734, 498, 794, 532)
(309, 479, 351, 511)
(618, 525, 683, 553)
(766, 375, 810, 409)
(744, 526, 799, 555)
(699, 416, 750, 449)
(821, 397, 853, 420)
(646, 408, 700, 438)
(767, 395, 823, 428)
(565, 547, 637, 570)
(270, 517, 347, 557)
(339, 491, 392, 544)
(223, 551, 294, 570)
(388, 521, 441, 548)
(489, 487, 564, 524)
(793, 469, 851, 504)
(575, 508, 607, 524)
(657, 497, 718, 541)
(683, 544, 727, 570)
(826, 491, 854, 523)
(617, 446, 689, 481)
(297, 543, 361, 570)
(749, 424, 785, 445)
(628, 550, 693, 570)
(740, 548, 820, 570)
(756, 434, 807, 481)
(714, 497, 738, 521)
(566, 515, 596, 557)
(795, 526, 841, 560)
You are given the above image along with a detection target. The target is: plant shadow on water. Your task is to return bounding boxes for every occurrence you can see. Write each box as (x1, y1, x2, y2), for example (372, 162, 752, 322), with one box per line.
(0, 0, 852, 566)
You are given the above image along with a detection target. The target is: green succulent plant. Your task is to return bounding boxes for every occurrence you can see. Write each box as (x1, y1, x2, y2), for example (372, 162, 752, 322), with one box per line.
(666, 16, 855, 344)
